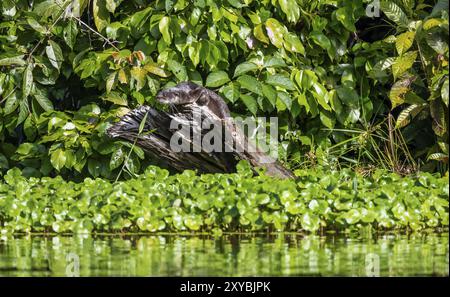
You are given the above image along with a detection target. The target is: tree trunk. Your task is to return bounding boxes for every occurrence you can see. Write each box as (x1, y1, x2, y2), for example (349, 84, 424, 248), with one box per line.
(107, 104, 294, 179)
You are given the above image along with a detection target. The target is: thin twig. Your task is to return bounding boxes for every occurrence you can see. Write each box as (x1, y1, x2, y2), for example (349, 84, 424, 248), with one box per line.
(27, 6, 66, 62)
(53, 1, 120, 51)
(72, 16, 120, 51)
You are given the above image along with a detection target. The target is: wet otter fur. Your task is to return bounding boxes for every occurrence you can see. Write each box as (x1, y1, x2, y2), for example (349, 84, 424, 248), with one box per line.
(108, 82, 295, 179)
(156, 82, 231, 119)
(156, 82, 236, 172)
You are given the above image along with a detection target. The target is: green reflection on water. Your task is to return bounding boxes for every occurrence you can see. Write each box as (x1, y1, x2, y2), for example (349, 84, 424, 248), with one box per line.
(0, 233, 448, 276)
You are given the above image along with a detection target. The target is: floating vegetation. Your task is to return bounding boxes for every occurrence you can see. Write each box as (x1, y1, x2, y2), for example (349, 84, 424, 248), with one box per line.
(0, 162, 448, 234)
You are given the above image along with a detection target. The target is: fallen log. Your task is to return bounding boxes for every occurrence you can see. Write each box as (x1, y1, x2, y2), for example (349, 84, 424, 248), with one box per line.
(107, 83, 294, 179)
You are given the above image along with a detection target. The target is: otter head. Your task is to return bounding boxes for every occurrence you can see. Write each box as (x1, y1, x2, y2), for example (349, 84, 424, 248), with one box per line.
(156, 82, 202, 105)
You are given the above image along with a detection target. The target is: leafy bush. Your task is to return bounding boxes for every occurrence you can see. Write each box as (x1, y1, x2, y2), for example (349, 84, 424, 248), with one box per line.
(0, 162, 448, 234)
(0, 0, 448, 178)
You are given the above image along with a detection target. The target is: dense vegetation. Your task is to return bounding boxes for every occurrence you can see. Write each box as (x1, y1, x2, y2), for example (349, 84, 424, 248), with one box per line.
(0, 162, 448, 234)
(0, 0, 448, 180)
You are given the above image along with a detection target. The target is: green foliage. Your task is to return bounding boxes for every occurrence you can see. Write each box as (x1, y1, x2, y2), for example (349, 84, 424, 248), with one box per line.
(0, 0, 448, 178)
(378, 1, 449, 167)
(0, 162, 448, 234)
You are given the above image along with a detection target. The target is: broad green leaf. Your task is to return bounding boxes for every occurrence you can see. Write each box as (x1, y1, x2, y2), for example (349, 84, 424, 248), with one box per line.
(106, 22, 130, 44)
(110, 147, 124, 170)
(205, 71, 230, 88)
(237, 75, 262, 96)
(65, 0, 89, 18)
(380, 1, 409, 27)
(221, 82, 240, 103)
(328, 90, 342, 113)
(130, 67, 147, 91)
(342, 107, 360, 125)
(23, 63, 34, 99)
(392, 51, 417, 80)
(312, 83, 331, 111)
(320, 110, 335, 129)
(118, 68, 128, 83)
(240, 94, 258, 115)
(297, 92, 310, 112)
(63, 19, 79, 49)
(253, 24, 269, 44)
(221, 7, 238, 23)
(33, 87, 53, 111)
(396, 31, 415, 55)
(389, 79, 410, 109)
(368, 57, 395, 80)
(106, 71, 116, 93)
(106, 0, 122, 13)
(165, 0, 175, 12)
(426, 30, 448, 54)
(233, 62, 258, 78)
(27, 18, 47, 34)
(209, 42, 223, 66)
(427, 153, 448, 161)
(430, 99, 446, 136)
(265, 18, 286, 48)
(0, 55, 26, 66)
(125, 154, 140, 174)
(264, 56, 287, 68)
(167, 59, 187, 81)
(159, 16, 172, 44)
(129, 7, 152, 38)
(0, 153, 8, 169)
(188, 42, 201, 67)
(336, 86, 359, 108)
(188, 70, 203, 86)
(4, 91, 19, 114)
(442, 78, 449, 107)
(17, 100, 30, 125)
(1, 0, 16, 17)
(335, 7, 356, 31)
(395, 104, 425, 128)
(311, 32, 331, 50)
(361, 96, 373, 122)
(143, 62, 170, 78)
(88, 158, 102, 177)
(266, 74, 296, 90)
(294, 69, 316, 90)
(278, 0, 300, 23)
(102, 91, 128, 106)
(93, 0, 110, 32)
(276, 91, 292, 111)
(404, 91, 426, 105)
(262, 84, 277, 107)
(16, 143, 35, 155)
(284, 33, 305, 55)
(300, 213, 320, 232)
(51, 149, 66, 171)
(45, 40, 63, 70)
(423, 18, 444, 30)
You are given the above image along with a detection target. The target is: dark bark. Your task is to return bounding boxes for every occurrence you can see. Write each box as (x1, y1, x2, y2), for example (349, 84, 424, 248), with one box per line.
(107, 102, 294, 179)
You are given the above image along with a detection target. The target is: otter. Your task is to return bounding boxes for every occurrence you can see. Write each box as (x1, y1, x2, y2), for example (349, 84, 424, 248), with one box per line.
(156, 82, 236, 172)
(108, 82, 295, 178)
(156, 82, 231, 119)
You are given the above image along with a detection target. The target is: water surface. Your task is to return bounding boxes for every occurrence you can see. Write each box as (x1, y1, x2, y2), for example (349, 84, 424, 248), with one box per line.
(0, 233, 448, 276)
